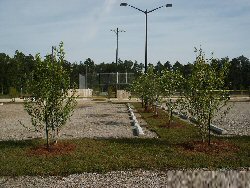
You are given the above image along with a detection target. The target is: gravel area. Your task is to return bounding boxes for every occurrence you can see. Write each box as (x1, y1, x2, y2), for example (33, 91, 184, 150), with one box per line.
(0, 101, 157, 141)
(162, 101, 250, 136)
(1, 100, 248, 140)
(1, 169, 249, 188)
(0, 103, 36, 141)
(212, 101, 250, 136)
(0, 100, 249, 187)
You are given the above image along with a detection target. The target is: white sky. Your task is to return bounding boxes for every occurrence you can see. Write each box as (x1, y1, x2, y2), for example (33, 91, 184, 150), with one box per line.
(0, 0, 250, 65)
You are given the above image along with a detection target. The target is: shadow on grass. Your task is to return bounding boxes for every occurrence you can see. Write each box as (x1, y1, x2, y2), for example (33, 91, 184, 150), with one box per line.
(0, 139, 41, 149)
(105, 137, 172, 148)
(226, 135, 250, 142)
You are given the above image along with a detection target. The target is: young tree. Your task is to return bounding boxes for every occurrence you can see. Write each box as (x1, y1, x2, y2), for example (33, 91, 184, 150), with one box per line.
(24, 42, 77, 149)
(183, 48, 229, 144)
(130, 73, 146, 108)
(160, 70, 183, 125)
(131, 65, 161, 113)
(145, 66, 162, 115)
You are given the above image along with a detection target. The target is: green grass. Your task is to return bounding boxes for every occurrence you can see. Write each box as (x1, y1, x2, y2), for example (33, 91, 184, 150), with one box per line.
(136, 105, 201, 143)
(0, 103, 249, 176)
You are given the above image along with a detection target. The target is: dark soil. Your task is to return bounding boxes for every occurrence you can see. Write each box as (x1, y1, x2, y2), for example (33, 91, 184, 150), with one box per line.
(27, 142, 76, 157)
(179, 140, 239, 155)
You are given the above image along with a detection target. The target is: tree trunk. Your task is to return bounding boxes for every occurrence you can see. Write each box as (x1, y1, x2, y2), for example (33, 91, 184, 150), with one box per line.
(144, 98, 148, 112)
(208, 113, 211, 146)
(168, 110, 173, 125)
(208, 101, 212, 146)
(45, 123, 49, 150)
(45, 113, 50, 150)
(144, 102, 148, 112)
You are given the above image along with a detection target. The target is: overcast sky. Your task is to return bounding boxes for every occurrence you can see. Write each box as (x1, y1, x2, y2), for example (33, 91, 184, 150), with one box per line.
(0, 0, 250, 65)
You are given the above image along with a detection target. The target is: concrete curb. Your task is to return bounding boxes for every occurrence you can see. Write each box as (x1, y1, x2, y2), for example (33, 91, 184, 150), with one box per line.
(210, 124, 225, 135)
(161, 106, 227, 135)
(127, 103, 144, 136)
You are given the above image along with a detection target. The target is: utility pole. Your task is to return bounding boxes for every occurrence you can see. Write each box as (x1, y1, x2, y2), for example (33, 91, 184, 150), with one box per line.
(111, 28, 126, 70)
(111, 28, 125, 96)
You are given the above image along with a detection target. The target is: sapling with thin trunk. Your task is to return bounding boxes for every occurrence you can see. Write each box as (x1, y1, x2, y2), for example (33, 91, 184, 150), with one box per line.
(24, 42, 77, 149)
(183, 48, 229, 144)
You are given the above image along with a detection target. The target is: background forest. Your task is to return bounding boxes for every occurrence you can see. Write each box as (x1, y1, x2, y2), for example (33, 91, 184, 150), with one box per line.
(0, 51, 250, 96)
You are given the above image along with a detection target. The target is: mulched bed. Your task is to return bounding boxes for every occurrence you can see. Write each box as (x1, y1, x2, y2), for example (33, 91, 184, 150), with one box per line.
(179, 140, 239, 155)
(27, 142, 76, 157)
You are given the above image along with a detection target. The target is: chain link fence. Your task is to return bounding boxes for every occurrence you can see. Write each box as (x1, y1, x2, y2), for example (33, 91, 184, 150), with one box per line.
(79, 73, 135, 95)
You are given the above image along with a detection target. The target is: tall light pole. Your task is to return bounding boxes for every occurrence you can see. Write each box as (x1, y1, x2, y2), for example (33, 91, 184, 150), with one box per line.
(120, 3, 172, 73)
(111, 28, 125, 94)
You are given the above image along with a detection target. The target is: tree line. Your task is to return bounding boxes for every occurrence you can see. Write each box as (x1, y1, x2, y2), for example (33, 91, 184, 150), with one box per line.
(0, 50, 249, 95)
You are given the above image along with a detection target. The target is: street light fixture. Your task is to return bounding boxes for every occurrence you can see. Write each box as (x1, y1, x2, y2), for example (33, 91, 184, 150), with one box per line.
(120, 2, 172, 73)
(120, 3, 128, 7)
